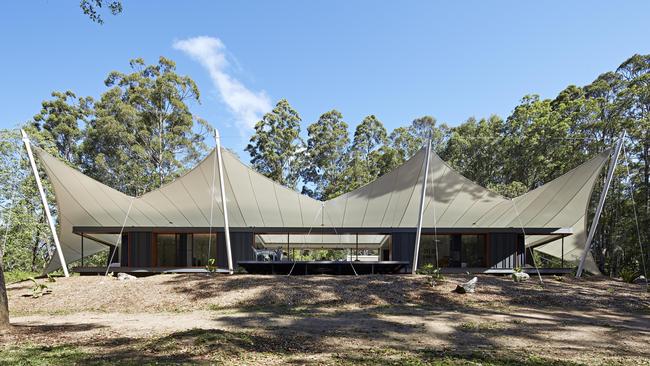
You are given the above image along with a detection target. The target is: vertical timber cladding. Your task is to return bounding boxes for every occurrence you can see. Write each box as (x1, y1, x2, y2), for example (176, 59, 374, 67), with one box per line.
(127, 232, 152, 267)
(391, 232, 416, 272)
(489, 233, 523, 269)
(489, 233, 514, 269)
(176, 233, 189, 267)
(118, 233, 128, 265)
(516, 234, 526, 268)
(217, 231, 255, 269)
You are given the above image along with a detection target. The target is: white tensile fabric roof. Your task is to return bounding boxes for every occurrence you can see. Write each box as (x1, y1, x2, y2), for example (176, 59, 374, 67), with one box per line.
(35, 144, 610, 273)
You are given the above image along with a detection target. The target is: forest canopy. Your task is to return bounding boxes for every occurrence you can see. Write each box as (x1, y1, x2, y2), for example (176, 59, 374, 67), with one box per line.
(0, 54, 648, 279)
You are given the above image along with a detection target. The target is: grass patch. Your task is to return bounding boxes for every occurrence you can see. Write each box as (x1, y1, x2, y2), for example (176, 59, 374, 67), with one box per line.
(0, 333, 636, 366)
(334, 348, 589, 366)
(0, 345, 87, 366)
(138, 328, 307, 363)
(3, 271, 40, 285)
(459, 321, 508, 332)
(210, 303, 330, 317)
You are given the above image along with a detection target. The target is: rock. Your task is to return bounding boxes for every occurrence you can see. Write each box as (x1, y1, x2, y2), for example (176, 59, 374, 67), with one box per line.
(453, 277, 477, 294)
(512, 272, 530, 282)
(117, 273, 137, 281)
(633, 275, 647, 284)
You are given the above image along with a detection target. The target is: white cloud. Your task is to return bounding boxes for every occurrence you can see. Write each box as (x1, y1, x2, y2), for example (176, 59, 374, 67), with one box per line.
(173, 36, 271, 132)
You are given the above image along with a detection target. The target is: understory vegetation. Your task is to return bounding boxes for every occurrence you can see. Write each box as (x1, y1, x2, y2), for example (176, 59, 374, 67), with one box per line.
(0, 336, 593, 366)
(0, 54, 648, 280)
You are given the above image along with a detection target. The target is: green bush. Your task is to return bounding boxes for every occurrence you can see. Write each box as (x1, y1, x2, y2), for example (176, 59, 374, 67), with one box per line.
(619, 266, 639, 283)
(206, 258, 218, 273)
(28, 277, 52, 298)
(416, 263, 444, 286)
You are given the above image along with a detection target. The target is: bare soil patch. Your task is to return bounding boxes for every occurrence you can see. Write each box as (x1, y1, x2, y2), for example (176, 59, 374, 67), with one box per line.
(2, 274, 649, 365)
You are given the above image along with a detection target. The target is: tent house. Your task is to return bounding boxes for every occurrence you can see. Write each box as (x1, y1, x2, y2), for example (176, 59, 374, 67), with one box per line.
(24, 131, 614, 276)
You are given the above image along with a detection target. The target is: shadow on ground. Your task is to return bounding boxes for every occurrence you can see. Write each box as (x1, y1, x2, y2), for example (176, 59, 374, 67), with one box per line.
(3, 274, 649, 365)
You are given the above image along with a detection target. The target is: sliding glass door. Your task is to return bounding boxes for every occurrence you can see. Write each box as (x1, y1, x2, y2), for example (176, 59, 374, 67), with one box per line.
(192, 233, 217, 267)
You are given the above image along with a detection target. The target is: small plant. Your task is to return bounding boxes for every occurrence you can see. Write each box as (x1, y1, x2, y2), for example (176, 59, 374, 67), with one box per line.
(46, 273, 57, 283)
(511, 266, 530, 282)
(553, 275, 565, 282)
(619, 266, 639, 283)
(28, 277, 52, 298)
(416, 263, 444, 287)
(206, 258, 218, 273)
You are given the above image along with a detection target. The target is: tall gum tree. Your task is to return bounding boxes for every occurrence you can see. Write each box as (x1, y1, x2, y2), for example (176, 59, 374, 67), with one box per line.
(82, 57, 209, 195)
(246, 99, 303, 189)
(340, 115, 387, 191)
(301, 110, 350, 200)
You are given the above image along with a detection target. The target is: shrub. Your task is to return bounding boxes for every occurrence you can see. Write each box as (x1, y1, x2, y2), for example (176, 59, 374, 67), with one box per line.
(206, 258, 218, 273)
(28, 277, 52, 298)
(416, 263, 444, 287)
(619, 266, 639, 284)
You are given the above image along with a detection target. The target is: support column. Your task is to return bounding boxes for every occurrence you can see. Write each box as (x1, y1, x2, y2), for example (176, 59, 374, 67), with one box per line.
(21, 129, 69, 277)
(356, 234, 359, 260)
(412, 140, 432, 274)
(561, 236, 564, 268)
(576, 131, 626, 277)
(215, 129, 234, 274)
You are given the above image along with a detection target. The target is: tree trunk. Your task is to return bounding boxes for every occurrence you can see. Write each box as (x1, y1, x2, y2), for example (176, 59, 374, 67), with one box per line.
(159, 114, 164, 188)
(0, 254, 10, 328)
(31, 219, 42, 272)
(31, 235, 39, 272)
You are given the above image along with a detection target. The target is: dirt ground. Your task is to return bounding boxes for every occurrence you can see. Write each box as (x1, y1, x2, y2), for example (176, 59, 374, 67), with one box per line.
(2, 273, 649, 365)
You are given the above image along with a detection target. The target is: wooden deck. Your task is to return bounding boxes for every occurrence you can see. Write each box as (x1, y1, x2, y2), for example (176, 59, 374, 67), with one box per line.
(74, 265, 572, 276)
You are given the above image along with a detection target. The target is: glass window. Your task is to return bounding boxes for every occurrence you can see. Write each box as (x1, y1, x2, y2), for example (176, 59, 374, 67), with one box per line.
(193, 233, 217, 267)
(156, 234, 177, 267)
(461, 235, 486, 267)
(418, 235, 452, 268)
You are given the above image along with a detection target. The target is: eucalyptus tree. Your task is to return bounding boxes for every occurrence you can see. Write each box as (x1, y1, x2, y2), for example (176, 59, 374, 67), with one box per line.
(388, 126, 418, 162)
(0, 130, 52, 272)
(246, 99, 303, 189)
(28, 91, 92, 165)
(389, 116, 449, 162)
(617, 54, 650, 218)
(301, 110, 350, 200)
(81, 57, 210, 195)
(441, 115, 506, 189)
(80, 0, 123, 24)
(502, 95, 573, 190)
(337, 115, 388, 192)
(0, 131, 19, 328)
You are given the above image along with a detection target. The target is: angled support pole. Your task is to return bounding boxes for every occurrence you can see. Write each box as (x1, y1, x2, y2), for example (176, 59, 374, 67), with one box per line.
(215, 129, 234, 274)
(20, 129, 69, 277)
(412, 140, 432, 274)
(576, 130, 626, 277)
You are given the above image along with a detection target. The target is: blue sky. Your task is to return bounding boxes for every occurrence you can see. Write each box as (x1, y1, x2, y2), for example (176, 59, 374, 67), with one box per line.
(1, 1, 649, 153)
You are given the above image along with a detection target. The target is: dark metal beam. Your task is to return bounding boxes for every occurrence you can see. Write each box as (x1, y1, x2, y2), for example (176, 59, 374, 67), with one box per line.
(73, 226, 572, 236)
